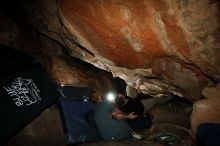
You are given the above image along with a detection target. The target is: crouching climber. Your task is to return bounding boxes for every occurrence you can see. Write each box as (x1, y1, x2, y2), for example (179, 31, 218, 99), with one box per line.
(90, 89, 144, 141)
(114, 78, 173, 131)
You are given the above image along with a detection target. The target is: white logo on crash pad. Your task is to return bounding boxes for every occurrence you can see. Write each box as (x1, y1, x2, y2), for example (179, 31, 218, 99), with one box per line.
(3, 77, 41, 107)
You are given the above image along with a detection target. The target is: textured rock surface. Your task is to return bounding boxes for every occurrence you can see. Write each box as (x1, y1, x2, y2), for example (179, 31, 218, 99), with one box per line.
(191, 84, 220, 134)
(59, 0, 219, 101)
(7, 0, 219, 101)
(151, 98, 192, 128)
(0, 0, 220, 145)
(149, 123, 196, 146)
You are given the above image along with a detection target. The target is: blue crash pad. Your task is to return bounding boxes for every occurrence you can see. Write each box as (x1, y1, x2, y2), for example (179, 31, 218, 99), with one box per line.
(57, 86, 100, 145)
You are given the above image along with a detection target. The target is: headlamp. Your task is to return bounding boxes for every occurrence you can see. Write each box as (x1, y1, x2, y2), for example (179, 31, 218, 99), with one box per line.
(106, 92, 116, 102)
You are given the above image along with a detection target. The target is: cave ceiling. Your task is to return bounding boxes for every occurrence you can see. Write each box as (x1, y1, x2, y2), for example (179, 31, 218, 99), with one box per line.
(1, 0, 220, 102)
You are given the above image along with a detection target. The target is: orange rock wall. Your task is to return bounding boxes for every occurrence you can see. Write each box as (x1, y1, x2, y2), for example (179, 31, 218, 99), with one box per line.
(61, 0, 186, 68)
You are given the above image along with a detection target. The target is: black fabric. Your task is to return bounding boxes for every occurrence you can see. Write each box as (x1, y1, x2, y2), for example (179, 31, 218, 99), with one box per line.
(127, 114, 152, 131)
(196, 123, 220, 146)
(118, 94, 151, 131)
(120, 95, 144, 116)
(0, 45, 58, 144)
(57, 86, 101, 145)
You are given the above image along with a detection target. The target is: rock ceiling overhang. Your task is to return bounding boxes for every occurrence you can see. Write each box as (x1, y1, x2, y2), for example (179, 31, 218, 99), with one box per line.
(5, 0, 220, 101)
(60, 0, 220, 101)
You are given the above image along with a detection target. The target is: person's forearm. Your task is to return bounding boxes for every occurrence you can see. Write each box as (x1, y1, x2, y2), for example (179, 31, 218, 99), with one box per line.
(112, 112, 130, 120)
